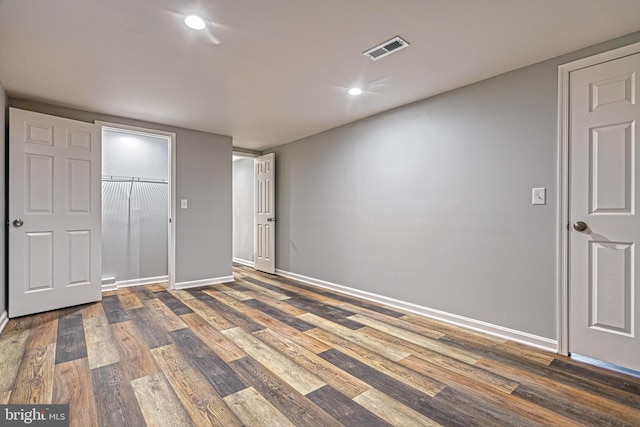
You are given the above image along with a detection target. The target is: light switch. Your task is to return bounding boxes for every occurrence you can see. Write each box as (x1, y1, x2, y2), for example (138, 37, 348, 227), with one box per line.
(532, 188, 546, 205)
(181, 199, 188, 209)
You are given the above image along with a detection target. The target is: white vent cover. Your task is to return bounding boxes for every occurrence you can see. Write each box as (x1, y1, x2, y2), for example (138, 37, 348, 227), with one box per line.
(363, 36, 409, 61)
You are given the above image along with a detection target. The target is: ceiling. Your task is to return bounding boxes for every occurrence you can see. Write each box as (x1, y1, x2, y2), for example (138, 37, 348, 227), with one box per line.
(1, 1, 640, 151)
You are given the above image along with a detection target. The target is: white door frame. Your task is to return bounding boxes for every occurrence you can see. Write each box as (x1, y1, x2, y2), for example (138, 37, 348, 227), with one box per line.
(556, 41, 640, 356)
(96, 121, 177, 289)
(232, 151, 259, 268)
(233, 151, 259, 160)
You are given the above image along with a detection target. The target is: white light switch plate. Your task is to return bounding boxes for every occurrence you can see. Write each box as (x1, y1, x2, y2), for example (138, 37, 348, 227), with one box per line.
(532, 188, 546, 205)
(181, 199, 188, 209)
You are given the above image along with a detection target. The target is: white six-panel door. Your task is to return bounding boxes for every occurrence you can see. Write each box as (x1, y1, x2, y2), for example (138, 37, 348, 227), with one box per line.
(569, 53, 640, 371)
(9, 108, 102, 317)
(254, 153, 275, 274)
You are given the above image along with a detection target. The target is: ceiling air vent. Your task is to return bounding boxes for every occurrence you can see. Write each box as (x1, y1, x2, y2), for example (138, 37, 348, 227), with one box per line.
(363, 36, 409, 61)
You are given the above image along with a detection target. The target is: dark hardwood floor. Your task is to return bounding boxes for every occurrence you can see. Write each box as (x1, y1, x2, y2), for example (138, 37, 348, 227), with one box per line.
(1, 264, 639, 426)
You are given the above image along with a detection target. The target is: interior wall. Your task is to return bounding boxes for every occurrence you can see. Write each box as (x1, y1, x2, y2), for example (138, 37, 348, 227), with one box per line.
(8, 99, 233, 284)
(0, 81, 7, 315)
(102, 130, 169, 180)
(102, 129, 169, 282)
(233, 158, 254, 263)
(269, 31, 640, 340)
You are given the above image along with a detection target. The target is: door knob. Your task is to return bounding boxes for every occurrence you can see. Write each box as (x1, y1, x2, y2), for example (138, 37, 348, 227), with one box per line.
(267, 218, 277, 222)
(12, 219, 23, 228)
(573, 221, 588, 232)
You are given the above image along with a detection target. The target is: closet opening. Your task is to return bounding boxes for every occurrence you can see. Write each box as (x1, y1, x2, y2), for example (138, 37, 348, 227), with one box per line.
(99, 123, 176, 290)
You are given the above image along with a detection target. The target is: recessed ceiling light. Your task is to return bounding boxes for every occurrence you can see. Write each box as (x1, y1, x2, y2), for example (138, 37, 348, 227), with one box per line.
(184, 15, 206, 30)
(348, 87, 363, 96)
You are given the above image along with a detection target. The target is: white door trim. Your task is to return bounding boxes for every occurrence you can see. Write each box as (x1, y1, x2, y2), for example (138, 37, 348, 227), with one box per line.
(95, 120, 177, 290)
(232, 150, 259, 159)
(556, 41, 640, 356)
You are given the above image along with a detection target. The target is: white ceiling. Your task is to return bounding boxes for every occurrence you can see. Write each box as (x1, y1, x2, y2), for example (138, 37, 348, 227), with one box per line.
(1, 1, 640, 151)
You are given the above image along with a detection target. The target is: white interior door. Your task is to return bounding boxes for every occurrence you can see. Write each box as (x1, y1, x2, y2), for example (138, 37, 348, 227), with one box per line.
(9, 108, 102, 318)
(569, 53, 640, 371)
(254, 153, 275, 274)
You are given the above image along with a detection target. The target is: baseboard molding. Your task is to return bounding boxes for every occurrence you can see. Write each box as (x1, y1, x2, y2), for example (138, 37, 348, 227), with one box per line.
(102, 275, 169, 292)
(173, 275, 235, 290)
(275, 269, 558, 353)
(0, 311, 8, 335)
(233, 257, 255, 268)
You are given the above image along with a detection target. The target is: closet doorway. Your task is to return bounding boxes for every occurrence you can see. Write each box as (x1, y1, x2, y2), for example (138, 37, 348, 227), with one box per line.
(233, 153, 257, 268)
(99, 123, 176, 290)
(232, 152, 276, 274)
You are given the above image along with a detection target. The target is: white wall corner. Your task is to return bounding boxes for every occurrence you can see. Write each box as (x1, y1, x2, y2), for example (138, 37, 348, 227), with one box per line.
(173, 275, 235, 290)
(0, 311, 8, 335)
(275, 269, 558, 353)
(233, 257, 255, 268)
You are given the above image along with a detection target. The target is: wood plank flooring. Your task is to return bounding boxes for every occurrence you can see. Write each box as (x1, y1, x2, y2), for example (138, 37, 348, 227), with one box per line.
(1, 264, 639, 426)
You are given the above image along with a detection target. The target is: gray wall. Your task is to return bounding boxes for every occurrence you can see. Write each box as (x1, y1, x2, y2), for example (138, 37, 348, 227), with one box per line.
(9, 99, 233, 284)
(0, 82, 6, 315)
(269, 32, 640, 340)
(233, 158, 254, 262)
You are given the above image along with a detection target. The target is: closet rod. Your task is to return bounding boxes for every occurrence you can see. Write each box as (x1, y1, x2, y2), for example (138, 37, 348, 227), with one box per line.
(101, 175, 168, 184)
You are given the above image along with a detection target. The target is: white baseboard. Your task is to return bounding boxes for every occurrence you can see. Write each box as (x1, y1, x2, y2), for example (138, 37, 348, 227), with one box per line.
(0, 311, 8, 335)
(173, 275, 235, 290)
(275, 269, 558, 353)
(102, 275, 168, 292)
(233, 257, 255, 268)
(118, 276, 168, 288)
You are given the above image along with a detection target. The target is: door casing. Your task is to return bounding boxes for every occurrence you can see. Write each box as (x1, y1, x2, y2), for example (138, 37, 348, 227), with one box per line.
(232, 151, 259, 267)
(557, 41, 640, 356)
(96, 121, 177, 289)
